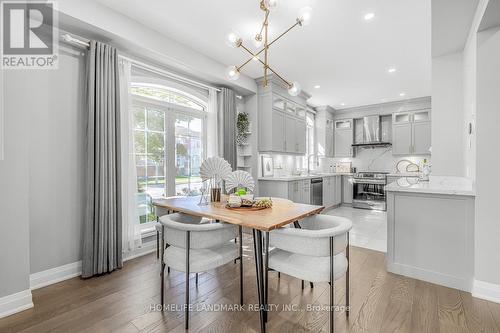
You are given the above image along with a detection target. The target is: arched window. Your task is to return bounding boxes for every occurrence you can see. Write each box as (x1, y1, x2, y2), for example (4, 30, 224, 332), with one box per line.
(131, 83, 206, 111)
(131, 82, 208, 224)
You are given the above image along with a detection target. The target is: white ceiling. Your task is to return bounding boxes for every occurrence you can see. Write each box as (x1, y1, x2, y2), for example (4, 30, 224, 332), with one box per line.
(96, 0, 431, 108)
(432, 0, 479, 58)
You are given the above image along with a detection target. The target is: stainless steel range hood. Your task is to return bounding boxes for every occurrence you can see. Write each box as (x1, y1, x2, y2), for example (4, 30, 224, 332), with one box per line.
(351, 115, 392, 148)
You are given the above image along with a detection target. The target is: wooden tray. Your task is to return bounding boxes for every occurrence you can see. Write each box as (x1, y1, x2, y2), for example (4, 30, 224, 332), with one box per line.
(225, 205, 268, 211)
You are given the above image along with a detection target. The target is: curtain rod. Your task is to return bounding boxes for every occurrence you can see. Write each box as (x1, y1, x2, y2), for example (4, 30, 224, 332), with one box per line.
(60, 33, 221, 92)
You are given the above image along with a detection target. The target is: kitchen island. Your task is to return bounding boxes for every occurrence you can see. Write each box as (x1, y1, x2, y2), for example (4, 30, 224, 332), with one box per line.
(385, 176, 475, 291)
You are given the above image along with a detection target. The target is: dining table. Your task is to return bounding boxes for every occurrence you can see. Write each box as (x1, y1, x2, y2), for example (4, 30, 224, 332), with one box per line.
(153, 196, 324, 333)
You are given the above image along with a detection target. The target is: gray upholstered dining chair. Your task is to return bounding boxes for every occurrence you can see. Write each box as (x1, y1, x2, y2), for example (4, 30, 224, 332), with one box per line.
(268, 214, 352, 333)
(154, 206, 170, 259)
(159, 213, 243, 330)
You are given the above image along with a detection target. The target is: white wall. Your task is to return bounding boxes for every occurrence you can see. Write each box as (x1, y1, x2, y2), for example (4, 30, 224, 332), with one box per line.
(431, 52, 465, 176)
(462, 37, 477, 180)
(475, 25, 500, 287)
(462, 0, 490, 181)
(27, 46, 86, 274)
(0, 73, 32, 299)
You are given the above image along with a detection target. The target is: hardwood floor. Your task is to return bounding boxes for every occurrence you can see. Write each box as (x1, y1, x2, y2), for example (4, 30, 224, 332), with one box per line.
(1, 236, 500, 333)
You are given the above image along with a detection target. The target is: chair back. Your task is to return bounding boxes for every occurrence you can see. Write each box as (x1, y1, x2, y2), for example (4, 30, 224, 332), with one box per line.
(270, 215, 352, 257)
(160, 213, 237, 249)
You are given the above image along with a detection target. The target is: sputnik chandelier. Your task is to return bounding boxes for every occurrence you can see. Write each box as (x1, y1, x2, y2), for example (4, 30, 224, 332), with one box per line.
(224, 0, 313, 96)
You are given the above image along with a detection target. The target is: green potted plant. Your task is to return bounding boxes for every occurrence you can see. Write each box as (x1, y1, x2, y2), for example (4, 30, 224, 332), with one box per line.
(236, 112, 250, 145)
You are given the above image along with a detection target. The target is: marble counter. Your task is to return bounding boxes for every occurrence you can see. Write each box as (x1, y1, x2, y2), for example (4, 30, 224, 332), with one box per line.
(258, 173, 352, 182)
(385, 175, 475, 196)
(387, 172, 421, 177)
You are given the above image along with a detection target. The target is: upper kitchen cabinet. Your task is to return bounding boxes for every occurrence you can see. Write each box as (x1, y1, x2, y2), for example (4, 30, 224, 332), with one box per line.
(334, 119, 354, 158)
(257, 76, 310, 154)
(316, 106, 335, 157)
(392, 109, 431, 155)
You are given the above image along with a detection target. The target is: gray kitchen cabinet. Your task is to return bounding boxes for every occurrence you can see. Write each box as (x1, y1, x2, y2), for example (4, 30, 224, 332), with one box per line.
(334, 119, 354, 158)
(334, 176, 342, 205)
(257, 83, 308, 154)
(392, 110, 431, 155)
(257, 180, 289, 199)
(412, 122, 431, 154)
(342, 175, 353, 204)
(285, 114, 296, 153)
(271, 110, 285, 152)
(302, 180, 311, 204)
(256, 179, 310, 204)
(323, 176, 342, 208)
(323, 176, 334, 207)
(392, 123, 413, 155)
(288, 179, 310, 204)
(288, 180, 301, 203)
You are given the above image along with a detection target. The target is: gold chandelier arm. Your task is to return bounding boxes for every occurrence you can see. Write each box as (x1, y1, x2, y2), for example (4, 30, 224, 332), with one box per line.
(258, 10, 270, 37)
(236, 43, 292, 87)
(236, 44, 259, 71)
(264, 64, 292, 87)
(245, 20, 301, 60)
(267, 20, 301, 49)
(236, 57, 254, 72)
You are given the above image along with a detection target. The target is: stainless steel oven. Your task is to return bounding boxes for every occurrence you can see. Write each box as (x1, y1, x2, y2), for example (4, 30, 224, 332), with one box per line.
(352, 172, 387, 211)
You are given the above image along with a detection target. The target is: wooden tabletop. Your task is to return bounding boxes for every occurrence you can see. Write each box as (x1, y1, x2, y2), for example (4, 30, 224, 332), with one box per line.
(152, 196, 324, 232)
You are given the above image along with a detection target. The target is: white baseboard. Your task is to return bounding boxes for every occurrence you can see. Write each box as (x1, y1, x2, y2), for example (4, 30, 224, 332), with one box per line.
(0, 289, 33, 319)
(29, 240, 157, 291)
(30, 261, 82, 290)
(387, 262, 472, 292)
(123, 240, 156, 262)
(472, 279, 500, 304)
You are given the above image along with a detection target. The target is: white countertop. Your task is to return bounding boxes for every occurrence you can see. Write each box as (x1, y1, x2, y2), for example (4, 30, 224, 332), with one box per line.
(385, 176, 475, 196)
(387, 172, 421, 177)
(258, 173, 352, 181)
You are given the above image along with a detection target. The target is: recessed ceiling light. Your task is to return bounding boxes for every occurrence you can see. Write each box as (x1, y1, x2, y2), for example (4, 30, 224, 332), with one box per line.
(314, 85, 321, 89)
(340, 102, 346, 106)
(399, 92, 406, 97)
(388, 67, 397, 73)
(364, 13, 375, 21)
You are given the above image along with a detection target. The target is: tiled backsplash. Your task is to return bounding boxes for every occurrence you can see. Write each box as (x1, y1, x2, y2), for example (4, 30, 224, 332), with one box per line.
(258, 154, 305, 177)
(259, 148, 431, 177)
(320, 147, 431, 173)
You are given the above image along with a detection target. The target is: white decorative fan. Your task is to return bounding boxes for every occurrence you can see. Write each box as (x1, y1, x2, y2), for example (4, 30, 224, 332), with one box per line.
(224, 170, 255, 193)
(200, 157, 232, 187)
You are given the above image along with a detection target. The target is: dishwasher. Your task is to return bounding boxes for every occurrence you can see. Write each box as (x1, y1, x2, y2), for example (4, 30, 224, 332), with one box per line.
(310, 178, 323, 205)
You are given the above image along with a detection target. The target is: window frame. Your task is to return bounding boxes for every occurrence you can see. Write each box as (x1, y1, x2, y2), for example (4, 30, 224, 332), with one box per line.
(132, 89, 208, 230)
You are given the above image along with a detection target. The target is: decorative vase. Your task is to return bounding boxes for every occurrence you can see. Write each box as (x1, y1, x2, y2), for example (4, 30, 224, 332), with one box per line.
(211, 188, 221, 202)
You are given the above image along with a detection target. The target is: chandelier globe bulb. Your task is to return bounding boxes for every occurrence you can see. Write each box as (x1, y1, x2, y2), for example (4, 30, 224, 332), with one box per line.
(225, 65, 240, 81)
(298, 7, 313, 26)
(288, 81, 301, 96)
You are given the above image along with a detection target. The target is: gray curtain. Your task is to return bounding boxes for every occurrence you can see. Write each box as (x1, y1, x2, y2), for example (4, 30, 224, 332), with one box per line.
(82, 41, 122, 278)
(221, 88, 237, 170)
